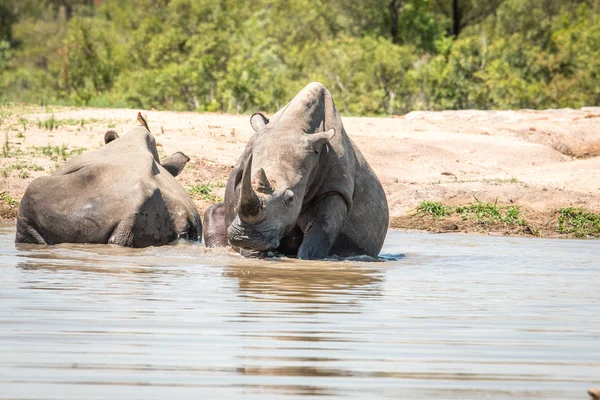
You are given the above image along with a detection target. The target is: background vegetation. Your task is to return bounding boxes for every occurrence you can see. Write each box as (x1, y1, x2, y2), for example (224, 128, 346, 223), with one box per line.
(0, 0, 598, 115)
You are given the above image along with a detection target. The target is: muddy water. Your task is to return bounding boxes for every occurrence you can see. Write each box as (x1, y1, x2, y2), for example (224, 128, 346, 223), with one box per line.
(0, 223, 598, 399)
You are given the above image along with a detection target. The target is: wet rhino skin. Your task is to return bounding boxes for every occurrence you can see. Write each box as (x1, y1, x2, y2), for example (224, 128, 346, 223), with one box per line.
(205, 82, 388, 259)
(16, 127, 201, 247)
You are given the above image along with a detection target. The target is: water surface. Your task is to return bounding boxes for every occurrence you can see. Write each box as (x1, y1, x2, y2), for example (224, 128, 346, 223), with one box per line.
(1, 223, 598, 399)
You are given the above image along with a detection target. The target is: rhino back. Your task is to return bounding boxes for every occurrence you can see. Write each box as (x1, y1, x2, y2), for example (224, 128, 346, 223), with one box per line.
(17, 164, 145, 244)
(16, 128, 200, 246)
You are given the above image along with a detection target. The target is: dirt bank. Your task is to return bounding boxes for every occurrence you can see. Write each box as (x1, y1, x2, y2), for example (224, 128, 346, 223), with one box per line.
(1, 104, 599, 238)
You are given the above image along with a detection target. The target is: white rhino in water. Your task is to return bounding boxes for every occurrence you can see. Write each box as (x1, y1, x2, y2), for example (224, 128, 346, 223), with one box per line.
(204, 82, 389, 259)
(16, 125, 201, 247)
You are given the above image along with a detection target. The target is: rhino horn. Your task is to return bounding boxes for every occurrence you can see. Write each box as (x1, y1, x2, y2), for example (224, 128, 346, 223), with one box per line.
(238, 154, 263, 224)
(255, 167, 272, 192)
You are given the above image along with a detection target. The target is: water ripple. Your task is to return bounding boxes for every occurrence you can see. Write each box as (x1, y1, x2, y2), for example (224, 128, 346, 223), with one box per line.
(1, 224, 599, 399)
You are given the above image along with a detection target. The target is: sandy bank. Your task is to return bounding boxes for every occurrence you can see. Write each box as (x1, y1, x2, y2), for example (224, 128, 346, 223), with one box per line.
(1, 105, 599, 238)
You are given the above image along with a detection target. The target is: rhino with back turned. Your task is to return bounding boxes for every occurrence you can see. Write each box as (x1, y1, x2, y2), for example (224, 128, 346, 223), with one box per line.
(17, 122, 201, 247)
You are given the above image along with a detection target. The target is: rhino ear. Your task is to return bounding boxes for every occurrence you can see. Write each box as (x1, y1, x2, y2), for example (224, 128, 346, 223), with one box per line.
(104, 130, 119, 144)
(309, 128, 336, 153)
(161, 152, 190, 177)
(250, 113, 269, 133)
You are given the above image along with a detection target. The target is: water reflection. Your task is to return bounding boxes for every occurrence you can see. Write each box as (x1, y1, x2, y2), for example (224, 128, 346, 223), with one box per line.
(223, 258, 388, 395)
(225, 259, 385, 305)
(1, 225, 599, 400)
(16, 259, 183, 276)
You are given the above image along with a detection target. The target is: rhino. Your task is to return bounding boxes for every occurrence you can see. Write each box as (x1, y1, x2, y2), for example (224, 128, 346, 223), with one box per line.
(202, 203, 229, 248)
(16, 125, 202, 247)
(204, 82, 388, 259)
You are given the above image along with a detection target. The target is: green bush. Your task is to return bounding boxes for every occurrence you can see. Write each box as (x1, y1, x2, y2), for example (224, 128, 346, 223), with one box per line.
(0, 0, 598, 114)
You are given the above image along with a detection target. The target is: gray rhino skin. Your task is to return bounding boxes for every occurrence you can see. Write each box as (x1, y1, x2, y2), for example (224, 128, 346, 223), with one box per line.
(16, 126, 202, 247)
(202, 203, 229, 248)
(205, 82, 388, 259)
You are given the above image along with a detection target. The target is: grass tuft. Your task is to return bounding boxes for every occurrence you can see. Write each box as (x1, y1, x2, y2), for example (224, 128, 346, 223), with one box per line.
(19, 117, 28, 131)
(0, 191, 19, 208)
(557, 208, 600, 237)
(416, 201, 450, 218)
(456, 198, 527, 226)
(2, 132, 9, 157)
(37, 114, 57, 130)
(1, 162, 44, 178)
(30, 144, 86, 161)
(37, 115, 100, 131)
(415, 197, 528, 228)
(187, 183, 222, 202)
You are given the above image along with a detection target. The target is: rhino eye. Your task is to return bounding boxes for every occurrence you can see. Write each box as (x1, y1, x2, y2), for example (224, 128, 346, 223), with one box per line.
(283, 189, 294, 207)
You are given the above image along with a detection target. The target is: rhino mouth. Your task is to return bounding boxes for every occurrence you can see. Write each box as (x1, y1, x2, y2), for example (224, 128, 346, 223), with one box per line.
(227, 218, 280, 251)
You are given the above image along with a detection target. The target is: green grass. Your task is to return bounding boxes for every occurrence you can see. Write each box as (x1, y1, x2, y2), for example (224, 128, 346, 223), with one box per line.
(497, 177, 519, 184)
(63, 117, 101, 127)
(187, 183, 222, 202)
(29, 144, 87, 161)
(69, 147, 87, 156)
(37, 114, 58, 130)
(415, 198, 528, 227)
(19, 117, 28, 131)
(0, 191, 19, 208)
(1, 162, 44, 178)
(557, 207, 600, 237)
(37, 115, 101, 131)
(2, 132, 9, 157)
(456, 198, 527, 226)
(416, 201, 450, 218)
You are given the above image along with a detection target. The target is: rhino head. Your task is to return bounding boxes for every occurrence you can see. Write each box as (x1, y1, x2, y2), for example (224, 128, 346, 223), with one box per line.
(227, 112, 335, 252)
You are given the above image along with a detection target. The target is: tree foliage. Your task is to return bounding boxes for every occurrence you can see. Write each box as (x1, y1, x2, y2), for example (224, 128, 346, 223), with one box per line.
(0, 0, 598, 114)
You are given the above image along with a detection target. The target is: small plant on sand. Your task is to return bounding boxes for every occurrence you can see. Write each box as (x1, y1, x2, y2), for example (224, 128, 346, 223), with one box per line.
(60, 118, 100, 127)
(484, 177, 520, 184)
(2, 132, 9, 157)
(187, 183, 222, 202)
(57, 144, 68, 160)
(557, 208, 600, 237)
(31, 144, 84, 161)
(70, 147, 86, 156)
(456, 198, 527, 226)
(38, 114, 58, 130)
(0, 191, 19, 208)
(1, 162, 44, 178)
(416, 201, 450, 218)
(19, 117, 28, 131)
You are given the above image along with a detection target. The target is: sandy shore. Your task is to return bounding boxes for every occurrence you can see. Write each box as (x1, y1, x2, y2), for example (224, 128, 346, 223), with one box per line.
(1, 104, 599, 238)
